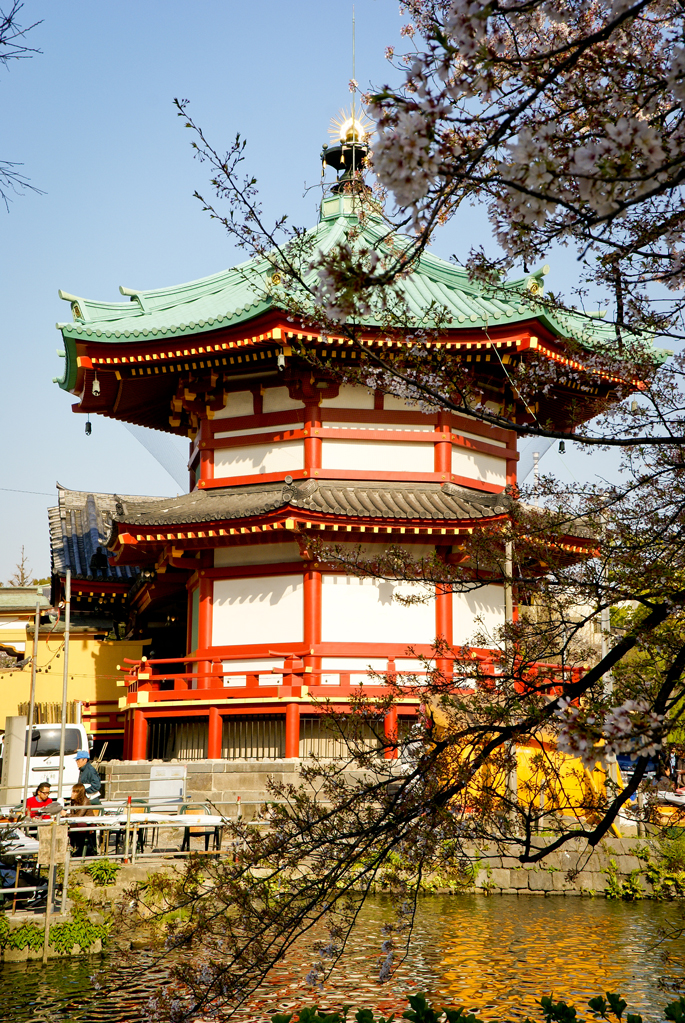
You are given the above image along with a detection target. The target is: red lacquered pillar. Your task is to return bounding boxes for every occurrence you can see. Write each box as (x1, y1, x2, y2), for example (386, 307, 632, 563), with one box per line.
(197, 572, 213, 689)
(304, 402, 322, 476)
(198, 417, 214, 484)
(131, 710, 148, 761)
(208, 706, 222, 759)
(384, 706, 398, 760)
(435, 411, 451, 480)
(285, 703, 300, 759)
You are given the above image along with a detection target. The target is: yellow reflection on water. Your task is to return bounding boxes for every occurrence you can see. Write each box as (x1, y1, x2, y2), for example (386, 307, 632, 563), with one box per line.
(431, 895, 685, 1019)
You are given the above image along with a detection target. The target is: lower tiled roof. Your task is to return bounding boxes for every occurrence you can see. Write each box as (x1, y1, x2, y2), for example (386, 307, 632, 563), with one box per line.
(112, 479, 509, 531)
(49, 484, 162, 581)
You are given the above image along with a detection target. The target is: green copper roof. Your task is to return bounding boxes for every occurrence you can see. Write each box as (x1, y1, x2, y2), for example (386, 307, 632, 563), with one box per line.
(55, 196, 621, 358)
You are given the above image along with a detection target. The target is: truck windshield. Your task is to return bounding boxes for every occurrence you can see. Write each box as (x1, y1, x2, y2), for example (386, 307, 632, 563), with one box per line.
(25, 728, 82, 757)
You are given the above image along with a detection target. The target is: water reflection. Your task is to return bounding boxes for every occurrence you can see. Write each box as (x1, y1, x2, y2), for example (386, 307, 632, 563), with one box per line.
(2, 896, 684, 1022)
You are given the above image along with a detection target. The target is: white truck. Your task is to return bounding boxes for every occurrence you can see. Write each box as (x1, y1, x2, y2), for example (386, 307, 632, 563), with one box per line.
(0, 722, 93, 801)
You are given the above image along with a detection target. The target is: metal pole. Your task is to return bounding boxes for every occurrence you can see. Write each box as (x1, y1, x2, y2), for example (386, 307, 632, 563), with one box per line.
(22, 598, 42, 814)
(60, 847, 70, 915)
(56, 570, 71, 802)
(42, 820, 57, 963)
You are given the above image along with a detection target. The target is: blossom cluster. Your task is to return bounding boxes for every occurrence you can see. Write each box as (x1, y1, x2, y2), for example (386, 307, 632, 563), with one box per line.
(555, 696, 664, 769)
(366, 0, 685, 298)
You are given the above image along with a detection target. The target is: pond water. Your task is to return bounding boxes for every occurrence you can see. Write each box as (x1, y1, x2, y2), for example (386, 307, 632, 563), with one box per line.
(3, 896, 685, 1022)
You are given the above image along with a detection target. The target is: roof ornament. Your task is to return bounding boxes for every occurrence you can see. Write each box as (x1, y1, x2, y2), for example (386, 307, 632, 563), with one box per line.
(321, 7, 372, 197)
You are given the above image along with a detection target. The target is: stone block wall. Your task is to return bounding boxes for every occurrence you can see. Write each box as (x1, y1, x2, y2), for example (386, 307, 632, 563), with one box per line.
(104, 759, 371, 818)
(465, 837, 653, 895)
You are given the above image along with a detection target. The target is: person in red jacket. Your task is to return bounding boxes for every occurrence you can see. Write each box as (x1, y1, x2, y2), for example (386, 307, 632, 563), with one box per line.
(26, 783, 52, 817)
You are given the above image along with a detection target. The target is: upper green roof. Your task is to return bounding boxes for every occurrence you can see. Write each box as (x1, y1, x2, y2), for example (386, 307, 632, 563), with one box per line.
(55, 195, 619, 353)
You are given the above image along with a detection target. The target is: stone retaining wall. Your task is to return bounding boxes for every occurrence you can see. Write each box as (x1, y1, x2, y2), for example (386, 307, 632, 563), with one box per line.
(463, 837, 652, 895)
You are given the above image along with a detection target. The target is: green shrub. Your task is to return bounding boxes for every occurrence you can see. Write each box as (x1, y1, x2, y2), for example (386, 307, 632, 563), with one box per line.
(269, 992, 685, 1023)
(84, 858, 122, 886)
(658, 832, 685, 873)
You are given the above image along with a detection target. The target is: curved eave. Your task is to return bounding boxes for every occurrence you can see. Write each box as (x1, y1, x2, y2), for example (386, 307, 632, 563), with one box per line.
(56, 298, 275, 394)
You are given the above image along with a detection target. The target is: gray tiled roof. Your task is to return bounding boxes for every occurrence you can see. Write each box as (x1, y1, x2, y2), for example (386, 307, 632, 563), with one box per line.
(0, 588, 50, 613)
(49, 484, 162, 582)
(112, 479, 509, 530)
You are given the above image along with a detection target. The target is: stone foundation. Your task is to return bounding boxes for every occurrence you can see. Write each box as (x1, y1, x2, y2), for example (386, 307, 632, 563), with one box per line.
(104, 759, 371, 817)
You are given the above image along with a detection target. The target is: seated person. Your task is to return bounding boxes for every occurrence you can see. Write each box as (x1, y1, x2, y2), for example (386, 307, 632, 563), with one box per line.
(26, 783, 57, 818)
(66, 784, 97, 857)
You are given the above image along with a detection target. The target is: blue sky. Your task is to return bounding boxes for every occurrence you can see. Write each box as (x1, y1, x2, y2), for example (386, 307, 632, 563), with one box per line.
(0, 0, 615, 583)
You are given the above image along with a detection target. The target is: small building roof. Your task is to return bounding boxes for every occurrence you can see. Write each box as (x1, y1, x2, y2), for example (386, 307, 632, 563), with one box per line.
(0, 587, 50, 613)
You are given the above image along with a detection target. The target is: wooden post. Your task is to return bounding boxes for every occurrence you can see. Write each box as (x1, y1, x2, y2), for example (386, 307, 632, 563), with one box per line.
(285, 704, 300, 759)
(131, 710, 148, 761)
(384, 706, 398, 760)
(197, 573, 213, 689)
(434, 412, 451, 478)
(208, 707, 222, 759)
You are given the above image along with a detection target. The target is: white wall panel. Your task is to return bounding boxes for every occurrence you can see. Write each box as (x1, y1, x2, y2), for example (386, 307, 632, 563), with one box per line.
(452, 585, 505, 646)
(215, 422, 300, 439)
(263, 386, 302, 414)
(321, 576, 435, 645)
(221, 662, 286, 687)
(322, 439, 434, 473)
(384, 395, 423, 412)
(215, 542, 302, 567)
(214, 439, 304, 477)
(221, 657, 284, 687)
(321, 384, 375, 409)
(213, 575, 304, 646)
(214, 390, 254, 419)
(451, 447, 507, 486)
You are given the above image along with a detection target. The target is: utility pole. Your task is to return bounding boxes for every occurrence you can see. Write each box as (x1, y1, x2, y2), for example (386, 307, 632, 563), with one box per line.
(56, 570, 71, 801)
(21, 596, 42, 813)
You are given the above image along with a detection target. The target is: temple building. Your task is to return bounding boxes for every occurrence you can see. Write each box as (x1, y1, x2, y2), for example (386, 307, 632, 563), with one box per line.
(50, 122, 620, 763)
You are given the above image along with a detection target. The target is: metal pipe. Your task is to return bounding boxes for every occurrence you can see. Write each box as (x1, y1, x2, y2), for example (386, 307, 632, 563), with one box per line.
(56, 570, 71, 802)
(42, 820, 57, 963)
(21, 598, 42, 813)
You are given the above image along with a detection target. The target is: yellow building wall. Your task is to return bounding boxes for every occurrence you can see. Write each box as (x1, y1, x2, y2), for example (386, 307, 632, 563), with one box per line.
(0, 629, 146, 734)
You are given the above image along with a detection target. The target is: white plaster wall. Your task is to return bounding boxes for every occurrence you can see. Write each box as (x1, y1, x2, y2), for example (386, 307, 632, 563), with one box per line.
(452, 585, 505, 646)
(263, 386, 302, 414)
(214, 439, 304, 477)
(384, 395, 422, 412)
(214, 542, 302, 567)
(321, 384, 375, 409)
(213, 575, 304, 646)
(214, 390, 254, 419)
(221, 657, 284, 687)
(451, 447, 507, 486)
(321, 576, 435, 645)
(325, 419, 433, 433)
(215, 422, 300, 439)
(322, 439, 434, 473)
